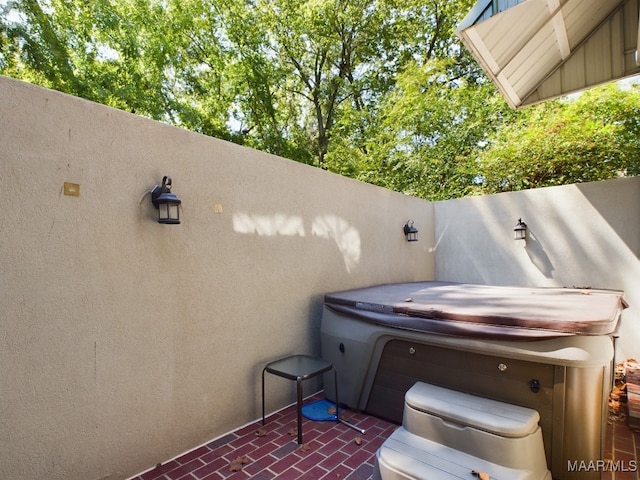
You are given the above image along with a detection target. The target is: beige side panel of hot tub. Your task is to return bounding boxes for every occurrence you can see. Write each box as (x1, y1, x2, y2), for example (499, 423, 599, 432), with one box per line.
(561, 365, 611, 480)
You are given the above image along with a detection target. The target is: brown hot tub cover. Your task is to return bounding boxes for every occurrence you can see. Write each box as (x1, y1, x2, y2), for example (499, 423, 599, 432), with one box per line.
(324, 282, 627, 339)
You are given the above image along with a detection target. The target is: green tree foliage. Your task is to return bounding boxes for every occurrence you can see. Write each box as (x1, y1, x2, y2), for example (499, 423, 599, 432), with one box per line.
(479, 83, 640, 194)
(1, 0, 179, 118)
(2, 0, 639, 200)
(251, 0, 477, 167)
(1, 0, 236, 135)
(328, 59, 514, 200)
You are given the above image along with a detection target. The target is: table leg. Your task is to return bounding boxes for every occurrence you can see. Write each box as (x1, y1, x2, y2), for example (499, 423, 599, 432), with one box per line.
(262, 367, 266, 426)
(333, 366, 339, 424)
(296, 377, 303, 444)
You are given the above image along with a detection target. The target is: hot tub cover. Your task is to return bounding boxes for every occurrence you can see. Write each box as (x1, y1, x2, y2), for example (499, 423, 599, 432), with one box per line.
(324, 282, 627, 339)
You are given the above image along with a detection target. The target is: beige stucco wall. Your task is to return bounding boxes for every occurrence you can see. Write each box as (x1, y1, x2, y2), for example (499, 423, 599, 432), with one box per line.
(0, 76, 435, 480)
(434, 177, 640, 361)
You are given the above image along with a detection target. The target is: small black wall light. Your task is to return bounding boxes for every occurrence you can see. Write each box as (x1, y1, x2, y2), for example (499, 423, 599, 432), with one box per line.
(151, 176, 181, 224)
(403, 220, 419, 242)
(514, 218, 527, 241)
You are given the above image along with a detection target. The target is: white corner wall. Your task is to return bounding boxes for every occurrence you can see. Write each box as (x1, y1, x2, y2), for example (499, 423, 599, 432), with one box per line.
(0, 76, 435, 480)
(434, 178, 640, 361)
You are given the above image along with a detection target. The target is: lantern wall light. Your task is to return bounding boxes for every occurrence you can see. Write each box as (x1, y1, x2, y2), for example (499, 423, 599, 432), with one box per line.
(403, 220, 419, 242)
(514, 218, 527, 241)
(151, 176, 182, 224)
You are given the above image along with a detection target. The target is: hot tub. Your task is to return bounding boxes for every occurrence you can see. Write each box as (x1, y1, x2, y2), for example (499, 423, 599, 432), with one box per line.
(320, 281, 627, 480)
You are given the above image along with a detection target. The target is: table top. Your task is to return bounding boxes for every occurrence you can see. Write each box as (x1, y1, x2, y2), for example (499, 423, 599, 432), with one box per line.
(265, 355, 333, 380)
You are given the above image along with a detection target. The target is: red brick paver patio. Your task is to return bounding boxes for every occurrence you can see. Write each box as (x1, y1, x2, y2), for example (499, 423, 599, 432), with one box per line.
(131, 394, 639, 480)
(604, 419, 640, 480)
(131, 394, 396, 480)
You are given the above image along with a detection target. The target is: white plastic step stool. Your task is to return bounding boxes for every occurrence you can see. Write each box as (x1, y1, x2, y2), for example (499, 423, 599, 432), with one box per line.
(374, 382, 552, 480)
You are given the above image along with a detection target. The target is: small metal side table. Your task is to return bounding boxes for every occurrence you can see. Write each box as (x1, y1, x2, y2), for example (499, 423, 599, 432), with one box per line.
(262, 354, 339, 444)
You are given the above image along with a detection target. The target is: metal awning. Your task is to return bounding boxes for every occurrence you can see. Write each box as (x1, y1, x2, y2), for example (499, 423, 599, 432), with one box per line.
(456, 0, 640, 109)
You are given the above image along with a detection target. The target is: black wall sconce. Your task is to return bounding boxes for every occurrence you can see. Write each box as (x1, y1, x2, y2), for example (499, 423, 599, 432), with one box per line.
(151, 176, 181, 224)
(514, 218, 527, 241)
(403, 220, 419, 242)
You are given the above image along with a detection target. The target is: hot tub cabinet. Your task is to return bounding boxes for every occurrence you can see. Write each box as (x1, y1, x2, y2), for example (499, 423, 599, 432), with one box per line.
(320, 282, 627, 480)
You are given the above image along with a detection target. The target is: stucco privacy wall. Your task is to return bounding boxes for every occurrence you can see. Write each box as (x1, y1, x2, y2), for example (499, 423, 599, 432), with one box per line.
(434, 177, 640, 361)
(0, 76, 435, 480)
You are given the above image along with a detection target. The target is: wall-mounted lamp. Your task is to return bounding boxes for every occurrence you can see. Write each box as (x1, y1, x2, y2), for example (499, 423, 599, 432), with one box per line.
(514, 218, 527, 241)
(403, 220, 419, 242)
(151, 176, 181, 224)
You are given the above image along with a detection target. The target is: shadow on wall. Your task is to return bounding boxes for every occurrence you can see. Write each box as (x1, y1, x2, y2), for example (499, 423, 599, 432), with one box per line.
(576, 180, 640, 258)
(434, 179, 640, 289)
(232, 212, 361, 273)
(524, 230, 554, 279)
